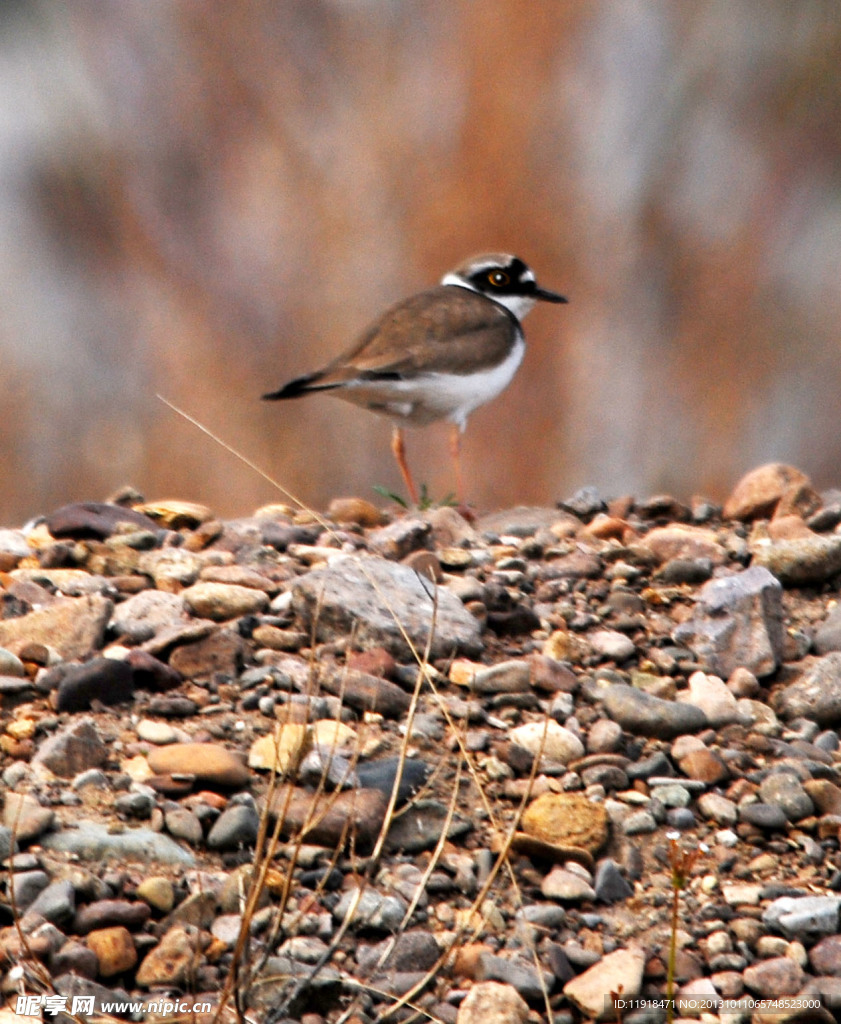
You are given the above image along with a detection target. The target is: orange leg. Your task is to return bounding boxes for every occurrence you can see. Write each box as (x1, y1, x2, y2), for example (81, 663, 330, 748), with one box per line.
(449, 423, 465, 504)
(391, 425, 419, 505)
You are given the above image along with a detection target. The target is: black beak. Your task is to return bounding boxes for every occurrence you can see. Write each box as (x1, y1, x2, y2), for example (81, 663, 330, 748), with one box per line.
(535, 286, 568, 304)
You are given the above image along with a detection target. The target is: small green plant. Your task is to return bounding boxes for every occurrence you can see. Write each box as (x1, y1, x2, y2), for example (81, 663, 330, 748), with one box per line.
(665, 832, 706, 1024)
(373, 482, 457, 510)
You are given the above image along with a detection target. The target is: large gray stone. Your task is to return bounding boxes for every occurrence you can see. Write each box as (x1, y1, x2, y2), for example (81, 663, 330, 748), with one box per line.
(773, 653, 841, 725)
(41, 820, 195, 866)
(601, 684, 708, 739)
(673, 566, 783, 678)
(762, 895, 841, 941)
(292, 555, 483, 659)
(0, 594, 113, 661)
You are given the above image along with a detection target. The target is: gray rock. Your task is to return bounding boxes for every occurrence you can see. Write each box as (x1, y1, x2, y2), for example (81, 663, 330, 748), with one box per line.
(475, 951, 554, 1003)
(593, 859, 634, 903)
(32, 718, 107, 778)
(110, 589, 184, 643)
(762, 895, 841, 940)
(455, 980, 529, 1024)
(207, 797, 260, 850)
(356, 930, 441, 974)
(815, 604, 841, 655)
(752, 532, 841, 586)
(27, 878, 75, 925)
(41, 820, 195, 866)
(673, 566, 783, 678)
(385, 799, 471, 852)
(292, 555, 483, 660)
(10, 869, 49, 910)
(601, 684, 708, 739)
(164, 807, 204, 846)
(774, 653, 841, 725)
(740, 803, 788, 830)
(333, 886, 408, 931)
(471, 660, 531, 694)
(759, 771, 814, 822)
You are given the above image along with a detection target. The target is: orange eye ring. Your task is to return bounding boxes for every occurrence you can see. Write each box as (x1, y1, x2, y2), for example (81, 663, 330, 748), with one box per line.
(488, 270, 510, 287)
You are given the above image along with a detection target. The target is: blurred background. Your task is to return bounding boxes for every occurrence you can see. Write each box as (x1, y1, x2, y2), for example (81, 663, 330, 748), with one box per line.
(1, 0, 840, 524)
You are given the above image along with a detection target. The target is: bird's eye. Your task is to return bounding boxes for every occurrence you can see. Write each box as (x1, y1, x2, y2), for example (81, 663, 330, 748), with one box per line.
(488, 270, 509, 287)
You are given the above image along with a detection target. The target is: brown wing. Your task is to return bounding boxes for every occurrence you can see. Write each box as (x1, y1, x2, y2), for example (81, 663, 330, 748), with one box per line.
(317, 286, 516, 383)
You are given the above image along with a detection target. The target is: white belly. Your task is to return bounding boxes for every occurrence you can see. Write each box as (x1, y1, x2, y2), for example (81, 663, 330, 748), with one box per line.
(341, 336, 525, 429)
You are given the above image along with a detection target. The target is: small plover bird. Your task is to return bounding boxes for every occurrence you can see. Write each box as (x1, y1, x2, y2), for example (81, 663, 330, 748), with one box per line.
(263, 253, 567, 504)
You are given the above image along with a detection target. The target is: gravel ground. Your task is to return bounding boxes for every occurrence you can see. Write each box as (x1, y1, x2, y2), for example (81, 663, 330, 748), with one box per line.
(2, 462, 841, 1024)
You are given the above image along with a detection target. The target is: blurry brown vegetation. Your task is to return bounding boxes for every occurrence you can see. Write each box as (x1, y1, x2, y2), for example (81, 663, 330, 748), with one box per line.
(1, 0, 840, 524)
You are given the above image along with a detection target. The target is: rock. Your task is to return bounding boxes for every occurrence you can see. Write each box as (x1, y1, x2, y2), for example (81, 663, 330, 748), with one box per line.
(563, 947, 645, 1021)
(207, 797, 260, 850)
(46, 501, 158, 539)
(673, 568, 783, 678)
(318, 668, 411, 718)
(267, 785, 388, 850)
(679, 669, 746, 725)
(355, 757, 430, 804)
(697, 792, 738, 826)
(809, 934, 841, 976)
(815, 604, 841, 655)
(474, 952, 553, 1002)
(27, 879, 75, 925)
(803, 778, 841, 816)
(723, 464, 813, 521)
(135, 926, 203, 988)
(136, 719, 177, 745)
(85, 926, 138, 978)
(32, 718, 107, 777)
(357, 930, 441, 974)
(4, 792, 54, 842)
(763, 895, 841, 940)
(0, 593, 113, 662)
(10, 870, 49, 910)
(110, 590, 184, 643)
(41, 820, 196, 866)
(181, 581, 269, 620)
(589, 629, 635, 662)
(509, 720, 584, 765)
(601, 683, 707, 739)
(470, 660, 531, 694)
(147, 742, 251, 789)
(167, 628, 245, 679)
(385, 799, 471, 853)
(456, 980, 529, 1024)
(636, 524, 727, 565)
(759, 771, 814, 821)
(593, 859, 634, 903)
(541, 866, 596, 901)
(587, 718, 624, 753)
(743, 956, 804, 998)
(292, 555, 483, 659)
(678, 746, 730, 785)
(248, 722, 309, 773)
(326, 497, 385, 527)
(367, 516, 430, 559)
(520, 792, 609, 856)
(333, 886, 407, 931)
(774, 654, 841, 725)
(163, 807, 203, 845)
(135, 877, 175, 914)
(54, 657, 135, 711)
(752, 531, 841, 586)
(72, 899, 151, 934)
(740, 802, 788, 830)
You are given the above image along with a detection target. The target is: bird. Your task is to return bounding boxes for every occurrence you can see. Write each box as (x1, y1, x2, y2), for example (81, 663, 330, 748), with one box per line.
(262, 253, 567, 505)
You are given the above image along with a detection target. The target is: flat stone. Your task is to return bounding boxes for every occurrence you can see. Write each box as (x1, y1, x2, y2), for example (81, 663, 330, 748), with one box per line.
(181, 581, 269, 620)
(774, 653, 841, 726)
(318, 668, 411, 719)
(456, 980, 529, 1024)
(385, 799, 471, 853)
(470, 660, 532, 694)
(752, 532, 841, 585)
(520, 792, 608, 856)
(762, 895, 841, 940)
(355, 757, 430, 804)
(32, 718, 107, 778)
(743, 956, 804, 998)
(4, 792, 54, 842)
(740, 802, 788, 830)
(41, 820, 195, 866)
(46, 501, 159, 540)
(673, 568, 783, 679)
(85, 926, 138, 978)
(541, 865, 596, 901)
(589, 629, 635, 662)
(474, 952, 554, 1003)
(509, 720, 584, 765)
(267, 785, 388, 851)
(147, 742, 251, 789)
(601, 683, 708, 739)
(563, 946, 645, 1021)
(357, 930, 441, 974)
(292, 555, 483, 660)
(0, 594, 113, 662)
(72, 899, 151, 934)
